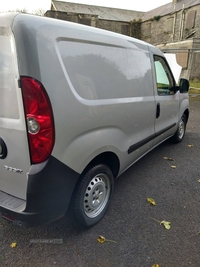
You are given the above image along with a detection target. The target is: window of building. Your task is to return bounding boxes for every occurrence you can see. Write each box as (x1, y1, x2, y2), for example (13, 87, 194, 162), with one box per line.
(143, 23, 151, 37)
(186, 10, 196, 29)
(166, 17, 174, 33)
(121, 24, 130, 36)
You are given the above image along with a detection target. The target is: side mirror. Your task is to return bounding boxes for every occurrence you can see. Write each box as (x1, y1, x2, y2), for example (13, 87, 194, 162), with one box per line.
(170, 86, 179, 94)
(179, 78, 189, 93)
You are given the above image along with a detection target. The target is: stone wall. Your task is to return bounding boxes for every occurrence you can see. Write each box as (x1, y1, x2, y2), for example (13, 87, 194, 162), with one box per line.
(141, 5, 200, 45)
(45, 3, 200, 80)
(141, 5, 200, 80)
(97, 20, 130, 35)
(46, 11, 130, 35)
(190, 38, 200, 80)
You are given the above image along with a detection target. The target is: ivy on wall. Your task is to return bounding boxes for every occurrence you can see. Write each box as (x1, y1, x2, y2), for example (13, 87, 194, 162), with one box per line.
(150, 15, 161, 21)
(130, 19, 142, 39)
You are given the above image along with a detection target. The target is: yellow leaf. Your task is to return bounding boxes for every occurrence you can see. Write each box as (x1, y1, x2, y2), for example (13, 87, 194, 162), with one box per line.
(163, 156, 168, 160)
(198, 179, 200, 183)
(97, 235, 117, 244)
(171, 165, 176, 169)
(160, 220, 171, 230)
(97, 235, 106, 243)
(152, 264, 159, 267)
(10, 242, 17, 248)
(147, 197, 156, 206)
(188, 144, 194, 147)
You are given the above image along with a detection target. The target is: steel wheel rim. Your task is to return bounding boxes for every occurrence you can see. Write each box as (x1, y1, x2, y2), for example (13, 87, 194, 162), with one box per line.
(83, 173, 111, 218)
(178, 118, 185, 139)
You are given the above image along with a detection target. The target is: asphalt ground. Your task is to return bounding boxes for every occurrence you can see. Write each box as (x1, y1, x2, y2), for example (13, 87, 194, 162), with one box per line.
(0, 97, 200, 267)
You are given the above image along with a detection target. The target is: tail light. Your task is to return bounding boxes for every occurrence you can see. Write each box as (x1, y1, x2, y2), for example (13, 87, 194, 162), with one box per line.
(21, 76, 55, 164)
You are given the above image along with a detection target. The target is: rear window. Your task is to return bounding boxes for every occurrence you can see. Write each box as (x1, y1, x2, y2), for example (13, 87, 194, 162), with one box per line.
(0, 34, 19, 118)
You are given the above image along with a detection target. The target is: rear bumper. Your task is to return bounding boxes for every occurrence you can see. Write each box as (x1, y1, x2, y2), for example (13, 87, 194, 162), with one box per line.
(0, 156, 79, 227)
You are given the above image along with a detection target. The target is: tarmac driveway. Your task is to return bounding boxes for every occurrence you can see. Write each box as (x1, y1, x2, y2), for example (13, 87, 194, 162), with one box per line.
(1, 97, 200, 267)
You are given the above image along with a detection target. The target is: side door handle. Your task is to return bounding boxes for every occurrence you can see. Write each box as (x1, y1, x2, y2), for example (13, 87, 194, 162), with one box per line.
(156, 103, 160, 119)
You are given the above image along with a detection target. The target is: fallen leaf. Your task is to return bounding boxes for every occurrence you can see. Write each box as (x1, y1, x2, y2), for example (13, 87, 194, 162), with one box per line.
(163, 156, 168, 160)
(147, 197, 156, 206)
(150, 217, 171, 230)
(10, 242, 17, 248)
(152, 264, 159, 267)
(171, 165, 176, 169)
(198, 179, 200, 183)
(97, 235, 117, 244)
(160, 220, 171, 230)
(188, 144, 194, 147)
(97, 235, 106, 243)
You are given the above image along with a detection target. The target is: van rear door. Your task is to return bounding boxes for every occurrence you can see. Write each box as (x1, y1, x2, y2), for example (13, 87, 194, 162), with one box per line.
(0, 24, 30, 202)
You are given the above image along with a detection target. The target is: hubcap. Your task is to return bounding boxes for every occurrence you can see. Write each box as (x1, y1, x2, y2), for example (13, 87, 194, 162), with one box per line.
(84, 173, 110, 218)
(178, 118, 185, 139)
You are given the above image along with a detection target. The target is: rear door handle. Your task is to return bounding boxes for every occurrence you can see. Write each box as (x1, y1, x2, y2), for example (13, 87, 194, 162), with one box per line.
(156, 103, 160, 119)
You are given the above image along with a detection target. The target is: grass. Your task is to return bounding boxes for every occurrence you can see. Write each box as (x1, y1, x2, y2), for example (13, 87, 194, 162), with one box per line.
(190, 79, 200, 89)
(189, 80, 200, 94)
(189, 88, 200, 94)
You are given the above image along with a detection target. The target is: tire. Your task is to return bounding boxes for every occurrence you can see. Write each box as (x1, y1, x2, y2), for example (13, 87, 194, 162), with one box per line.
(71, 164, 114, 227)
(173, 114, 187, 143)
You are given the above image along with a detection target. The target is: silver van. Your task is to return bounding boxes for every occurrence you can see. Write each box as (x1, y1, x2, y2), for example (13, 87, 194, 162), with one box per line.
(0, 13, 189, 227)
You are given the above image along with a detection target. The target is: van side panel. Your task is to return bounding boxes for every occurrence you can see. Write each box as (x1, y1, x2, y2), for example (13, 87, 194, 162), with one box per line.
(55, 38, 156, 174)
(12, 16, 156, 175)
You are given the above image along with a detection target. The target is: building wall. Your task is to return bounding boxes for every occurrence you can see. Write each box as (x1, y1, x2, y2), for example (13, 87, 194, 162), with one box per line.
(141, 5, 200, 45)
(45, 11, 97, 26)
(97, 20, 130, 35)
(190, 38, 200, 79)
(46, 2, 200, 80)
(141, 4, 200, 80)
(45, 10, 131, 35)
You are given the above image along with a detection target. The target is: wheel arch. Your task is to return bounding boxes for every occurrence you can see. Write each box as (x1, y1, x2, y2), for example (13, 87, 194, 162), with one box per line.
(183, 108, 189, 123)
(67, 152, 119, 226)
(81, 151, 120, 179)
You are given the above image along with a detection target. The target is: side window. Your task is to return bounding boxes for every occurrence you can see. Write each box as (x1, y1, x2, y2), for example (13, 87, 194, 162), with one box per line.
(154, 55, 174, 95)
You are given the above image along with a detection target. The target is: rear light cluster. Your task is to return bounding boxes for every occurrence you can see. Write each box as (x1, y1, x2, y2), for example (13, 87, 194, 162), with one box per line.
(21, 77, 55, 164)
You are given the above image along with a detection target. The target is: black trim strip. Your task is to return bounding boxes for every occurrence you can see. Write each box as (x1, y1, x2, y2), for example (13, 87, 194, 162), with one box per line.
(128, 134, 155, 154)
(155, 123, 176, 138)
(128, 123, 176, 154)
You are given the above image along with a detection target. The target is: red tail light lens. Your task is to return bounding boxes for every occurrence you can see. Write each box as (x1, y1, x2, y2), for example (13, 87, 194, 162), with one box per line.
(21, 77, 55, 164)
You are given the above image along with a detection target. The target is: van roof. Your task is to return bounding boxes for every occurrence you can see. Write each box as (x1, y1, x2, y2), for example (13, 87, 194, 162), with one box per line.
(0, 12, 164, 71)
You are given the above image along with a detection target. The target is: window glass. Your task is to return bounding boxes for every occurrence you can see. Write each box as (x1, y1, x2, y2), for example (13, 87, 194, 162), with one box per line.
(154, 55, 174, 95)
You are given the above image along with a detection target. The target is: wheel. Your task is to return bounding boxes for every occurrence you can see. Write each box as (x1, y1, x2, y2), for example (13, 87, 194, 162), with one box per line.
(173, 114, 187, 143)
(71, 164, 114, 227)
